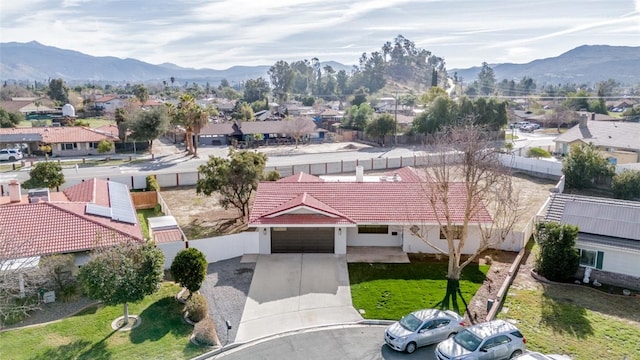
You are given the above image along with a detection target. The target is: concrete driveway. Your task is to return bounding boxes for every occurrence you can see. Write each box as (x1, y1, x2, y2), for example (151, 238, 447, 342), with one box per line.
(235, 254, 362, 342)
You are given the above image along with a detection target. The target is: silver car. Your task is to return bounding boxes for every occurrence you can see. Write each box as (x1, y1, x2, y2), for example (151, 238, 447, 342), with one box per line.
(384, 309, 465, 354)
(435, 319, 526, 359)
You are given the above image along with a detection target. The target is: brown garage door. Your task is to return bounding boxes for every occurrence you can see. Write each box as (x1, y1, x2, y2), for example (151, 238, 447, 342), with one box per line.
(271, 227, 334, 253)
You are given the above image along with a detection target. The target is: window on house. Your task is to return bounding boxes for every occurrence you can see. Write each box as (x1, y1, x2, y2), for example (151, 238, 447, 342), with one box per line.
(440, 225, 464, 240)
(63, 143, 77, 150)
(579, 249, 603, 269)
(88, 142, 99, 149)
(357, 225, 388, 234)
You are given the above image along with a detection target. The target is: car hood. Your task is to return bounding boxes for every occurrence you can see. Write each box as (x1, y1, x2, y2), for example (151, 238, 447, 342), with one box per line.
(386, 322, 413, 338)
(436, 338, 472, 358)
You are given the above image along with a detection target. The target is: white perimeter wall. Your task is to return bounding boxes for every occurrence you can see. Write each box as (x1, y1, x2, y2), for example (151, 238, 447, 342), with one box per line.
(158, 232, 259, 269)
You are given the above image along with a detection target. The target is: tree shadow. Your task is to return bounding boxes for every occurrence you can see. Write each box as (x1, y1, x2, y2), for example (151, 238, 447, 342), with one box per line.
(129, 296, 192, 344)
(540, 285, 593, 339)
(30, 330, 115, 360)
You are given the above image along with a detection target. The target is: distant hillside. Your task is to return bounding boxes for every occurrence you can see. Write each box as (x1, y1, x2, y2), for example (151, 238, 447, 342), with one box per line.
(450, 45, 640, 85)
(0, 41, 351, 83)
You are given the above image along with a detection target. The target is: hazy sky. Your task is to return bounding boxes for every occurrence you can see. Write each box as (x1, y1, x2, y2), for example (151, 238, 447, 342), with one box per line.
(1, 0, 639, 70)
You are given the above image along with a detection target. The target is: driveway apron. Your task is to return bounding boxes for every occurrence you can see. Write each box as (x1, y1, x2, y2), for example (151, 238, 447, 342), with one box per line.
(235, 253, 362, 342)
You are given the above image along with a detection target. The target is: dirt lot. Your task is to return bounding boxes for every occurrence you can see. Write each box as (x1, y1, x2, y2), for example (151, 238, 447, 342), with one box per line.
(159, 186, 246, 239)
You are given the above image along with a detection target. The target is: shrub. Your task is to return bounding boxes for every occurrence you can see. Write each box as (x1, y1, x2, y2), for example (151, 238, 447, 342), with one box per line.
(97, 140, 114, 154)
(526, 147, 551, 158)
(193, 317, 218, 346)
(170, 248, 207, 294)
(535, 222, 580, 282)
(185, 293, 208, 322)
(263, 170, 281, 181)
(612, 170, 640, 200)
(146, 175, 160, 191)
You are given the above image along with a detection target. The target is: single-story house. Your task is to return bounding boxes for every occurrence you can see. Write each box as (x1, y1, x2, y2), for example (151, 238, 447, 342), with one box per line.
(543, 193, 640, 289)
(248, 167, 493, 255)
(0, 97, 56, 115)
(553, 118, 640, 164)
(0, 179, 143, 266)
(0, 126, 119, 157)
(199, 118, 325, 146)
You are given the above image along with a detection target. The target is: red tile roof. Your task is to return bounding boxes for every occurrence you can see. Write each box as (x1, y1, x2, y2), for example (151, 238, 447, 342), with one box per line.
(0, 126, 119, 143)
(277, 172, 325, 183)
(249, 169, 492, 226)
(63, 178, 111, 206)
(153, 229, 185, 244)
(260, 192, 354, 224)
(0, 202, 141, 259)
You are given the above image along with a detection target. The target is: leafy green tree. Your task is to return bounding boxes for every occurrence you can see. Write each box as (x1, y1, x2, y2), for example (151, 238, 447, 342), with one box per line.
(535, 222, 580, 282)
(563, 89, 590, 111)
(23, 161, 64, 189)
(476, 62, 496, 96)
(268, 60, 294, 104)
(612, 170, 640, 200)
(132, 84, 149, 105)
(78, 242, 164, 325)
(114, 108, 129, 141)
(351, 87, 368, 107)
(196, 149, 267, 219)
(413, 95, 455, 134)
(170, 248, 208, 296)
(145, 175, 160, 191)
(47, 78, 69, 104)
(366, 114, 396, 145)
(419, 87, 448, 105)
(0, 108, 23, 128)
(231, 102, 254, 122)
(243, 77, 270, 103)
(343, 103, 373, 131)
(129, 107, 170, 154)
(563, 142, 615, 189)
(97, 140, 114, 154)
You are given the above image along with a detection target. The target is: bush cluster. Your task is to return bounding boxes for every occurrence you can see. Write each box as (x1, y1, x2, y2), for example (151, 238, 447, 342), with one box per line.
(146, 175, 160, 191)
(185, 293, 208, 323)
(193, 317, 218, 346)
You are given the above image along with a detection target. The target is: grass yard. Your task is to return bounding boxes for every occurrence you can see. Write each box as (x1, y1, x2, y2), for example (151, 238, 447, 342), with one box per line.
(349, 262, 489, 320)
(499, 288, 640, 359)
(0, 283, 207, 360)
(137, 207, 164, 239)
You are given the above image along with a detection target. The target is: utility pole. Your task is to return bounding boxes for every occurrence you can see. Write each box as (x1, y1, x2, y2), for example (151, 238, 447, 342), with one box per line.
(394, 91, 398, 147)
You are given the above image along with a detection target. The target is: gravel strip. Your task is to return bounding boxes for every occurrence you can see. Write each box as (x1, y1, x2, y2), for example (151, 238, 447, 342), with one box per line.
(199, 257, 255, 345)
(1, 297, 99, 331)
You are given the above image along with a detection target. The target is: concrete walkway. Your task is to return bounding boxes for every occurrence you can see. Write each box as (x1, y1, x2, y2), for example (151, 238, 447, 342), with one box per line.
(235, 254, 362, 342)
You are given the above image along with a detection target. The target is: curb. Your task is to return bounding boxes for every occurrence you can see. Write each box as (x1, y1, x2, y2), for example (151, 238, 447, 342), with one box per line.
(190, 321, 391, 359)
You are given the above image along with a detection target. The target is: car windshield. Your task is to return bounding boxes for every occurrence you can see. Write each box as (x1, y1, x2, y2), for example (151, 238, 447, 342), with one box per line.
(399, 314, 422, 332)
(453, 329, 482, 351)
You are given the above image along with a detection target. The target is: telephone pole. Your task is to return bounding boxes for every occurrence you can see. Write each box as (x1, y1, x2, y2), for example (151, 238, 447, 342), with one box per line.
(394, 91, 398, 147)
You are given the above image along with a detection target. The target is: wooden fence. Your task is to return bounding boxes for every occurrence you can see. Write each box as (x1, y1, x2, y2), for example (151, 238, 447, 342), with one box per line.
(131, 191, 158, 209)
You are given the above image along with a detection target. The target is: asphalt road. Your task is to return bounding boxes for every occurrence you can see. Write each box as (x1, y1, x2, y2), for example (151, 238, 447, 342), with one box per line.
(210, 325, 438, 360)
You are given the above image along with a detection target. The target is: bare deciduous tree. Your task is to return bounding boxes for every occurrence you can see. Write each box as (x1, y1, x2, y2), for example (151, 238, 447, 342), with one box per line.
(410, 123, 521, 319)
(283, 117, 317, 148)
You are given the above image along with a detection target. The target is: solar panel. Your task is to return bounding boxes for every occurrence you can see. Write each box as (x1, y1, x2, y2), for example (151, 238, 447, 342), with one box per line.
(108, 181, 138, 224)
(86, 203, 112, 218)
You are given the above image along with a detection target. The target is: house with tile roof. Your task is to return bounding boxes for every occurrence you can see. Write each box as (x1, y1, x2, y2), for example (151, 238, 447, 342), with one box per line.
(543, 193, 640, 289)
(0, 126, 119, 157)
(248, 167, 494, 255)
(0, 179, 144, 265)
(553, 118, 640, 164)
(0, 98, 57, 115)
(199, 118, 324, 146)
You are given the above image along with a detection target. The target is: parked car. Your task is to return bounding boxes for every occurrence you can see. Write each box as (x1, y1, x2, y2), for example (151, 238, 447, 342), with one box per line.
(435, 319, 526, 360)
(0, 148, 23, 161)
(384, 309, 465, 354)
(514, 352, 572, 360)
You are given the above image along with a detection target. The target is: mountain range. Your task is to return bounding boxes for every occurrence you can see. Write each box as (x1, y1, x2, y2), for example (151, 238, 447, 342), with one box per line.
(1, 41, 639, 86)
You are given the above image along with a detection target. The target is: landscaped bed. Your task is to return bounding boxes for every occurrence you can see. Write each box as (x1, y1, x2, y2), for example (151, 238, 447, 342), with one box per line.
(0, 283, 208, 360)
(349, 258, 489, 320)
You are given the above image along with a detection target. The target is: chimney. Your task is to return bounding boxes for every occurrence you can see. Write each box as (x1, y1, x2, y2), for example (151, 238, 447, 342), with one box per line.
(9, 180, 22, 203)
(356, 166, 364, 182)
(591, 112, 596, 121)
(579, 113, 588, 127)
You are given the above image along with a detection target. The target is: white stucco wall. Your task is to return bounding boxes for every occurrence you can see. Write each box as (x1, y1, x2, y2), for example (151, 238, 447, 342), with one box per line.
(335, 227, 347, 254)
(576, 242, 640, 277)
(258, 227, 271, 254)
(189, 232, 259, 263)
(346, 226, 402, 247)
(402, 225, 485, 254)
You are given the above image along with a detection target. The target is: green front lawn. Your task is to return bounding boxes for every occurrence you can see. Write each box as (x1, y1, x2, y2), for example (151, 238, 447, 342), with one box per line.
(499, 288, 640, 359)
(0, 283, 207, 360)
(349, 262, 489, 319)
(137, 207, 164, 239)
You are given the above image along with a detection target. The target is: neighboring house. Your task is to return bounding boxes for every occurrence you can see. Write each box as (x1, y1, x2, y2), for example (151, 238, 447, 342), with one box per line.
(92, 95, 129, 114)
(0, 179, 143, 265)
(0, 126, 119, 157)
(553, 118, 640, 164)
(543, 193, 640, 289)
(0, 98, 56, 115)
(199, 118, 325, 146)
(248, 167, 493, 255)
